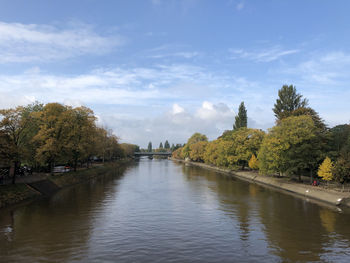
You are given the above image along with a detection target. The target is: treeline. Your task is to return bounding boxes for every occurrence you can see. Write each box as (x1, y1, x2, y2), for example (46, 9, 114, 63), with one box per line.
(173, 85, 350, 183)
(0, 102, 138, 182)
(142, 141, 182, 152)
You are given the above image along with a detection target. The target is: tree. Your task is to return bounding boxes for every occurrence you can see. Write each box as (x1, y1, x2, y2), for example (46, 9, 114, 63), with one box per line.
(318, 157, 333, 181)
(19, 102, 44, 168)
(220, 128, 265, 169)
(0, 105, 34, 183)
(203, 139, 227, 167)
(327, 124, 350, 159)
(234, 102, 247, 130)
(164, 140, 170, 149)
(258, 115, 319, 179)
(187, 132, 208, 144)
(273, 85, 308, 121)
(147, 141, 152, 152)
(332, 154, 350, 184)
(34, 103, 71, 171)
(61, 106, 97, 171)
(120, 143, 140, 158)
(182, 133, 208, 159)
(172, 147, 184, 159)
(249, 154, 259, 170)
(159, 142, 163, 149)
(189, 141, 208, 162)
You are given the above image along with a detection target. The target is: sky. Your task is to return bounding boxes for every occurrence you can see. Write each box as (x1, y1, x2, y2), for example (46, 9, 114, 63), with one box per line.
(0, 0, 350, 148)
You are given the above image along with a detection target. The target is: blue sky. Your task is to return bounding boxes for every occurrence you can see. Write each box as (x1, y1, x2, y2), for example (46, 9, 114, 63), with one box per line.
(0, 0, 350, 147)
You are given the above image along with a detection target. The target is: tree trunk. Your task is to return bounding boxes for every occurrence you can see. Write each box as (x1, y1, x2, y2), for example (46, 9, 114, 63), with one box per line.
(310, 170, 313, 184)
(10, 162, 16, 184)
(74, 158, 78, 172)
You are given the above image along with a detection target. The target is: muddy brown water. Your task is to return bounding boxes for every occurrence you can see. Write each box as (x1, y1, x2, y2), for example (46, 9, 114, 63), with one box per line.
(1, 159, 350, 262)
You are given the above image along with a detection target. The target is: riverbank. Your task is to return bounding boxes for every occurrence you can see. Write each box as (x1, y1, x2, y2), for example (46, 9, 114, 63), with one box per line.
(0, 159, 132, 209)
(172, 158, 350, 208)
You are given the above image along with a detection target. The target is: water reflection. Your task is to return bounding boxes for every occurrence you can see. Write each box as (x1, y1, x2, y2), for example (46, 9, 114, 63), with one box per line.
(179, 163, 350, 263)
(1, 160, 350, 262)
(0, 164, 128, 262)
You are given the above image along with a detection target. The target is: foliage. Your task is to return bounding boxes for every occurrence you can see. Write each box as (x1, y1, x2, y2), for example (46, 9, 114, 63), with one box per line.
(234, 101, 247, 130)
(171, 143, 182, 152)
(147, 141, 152, 152)
(120, 143, 139, 157)
(182, 132, 208, 159)
(327, 124, 350, 159)
(159, 142, 163, 149)
(258, 115, 318, 176)
(187, 132, 208, 144)
(248, 154, 259, 170)
(172, 147, 184, 159)
(0, 102, 128, 175)
(182, 144, 191, 158)
(164, 140, 170, 149)
(318, 157, 334, 181)
(273, 85, 308, 121)
(289, 107, 327, 131)
(220, 128, 265, 169)
(0, 106, 32, 165)
(332, 155, 350, 183)
(189, 141, 208, 162)
(203, 139, 229, 167)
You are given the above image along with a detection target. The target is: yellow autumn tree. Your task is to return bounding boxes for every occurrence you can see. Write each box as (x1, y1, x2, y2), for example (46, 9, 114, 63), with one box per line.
(248, 154, 259, 170)
(318, 157, 333, 181)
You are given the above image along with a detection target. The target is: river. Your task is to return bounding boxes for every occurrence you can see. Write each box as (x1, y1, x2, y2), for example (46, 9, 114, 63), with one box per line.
(1, 159, 350, 262)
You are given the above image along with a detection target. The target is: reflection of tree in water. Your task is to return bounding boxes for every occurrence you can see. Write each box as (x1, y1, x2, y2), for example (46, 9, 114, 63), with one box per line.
(319, 208, 336, 233)
(181, 164, 251, 242)
(180, 164, 350, 262)
(0, 163, 129, 262)
(255, 189, 341, 262)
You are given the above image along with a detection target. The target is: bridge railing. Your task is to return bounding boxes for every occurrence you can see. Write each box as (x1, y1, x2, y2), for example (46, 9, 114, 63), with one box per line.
(134, 152, 172, 156)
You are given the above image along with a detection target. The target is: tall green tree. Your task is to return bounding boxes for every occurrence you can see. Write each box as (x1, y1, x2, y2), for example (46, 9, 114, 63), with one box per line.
(273, 85, 308, 121)
(159, 142, 163, 149)
(234, 102, 247, 130)
(258, 115, 323, 180)
(147, 141, 152, 152)
(164, 140, 170, 149)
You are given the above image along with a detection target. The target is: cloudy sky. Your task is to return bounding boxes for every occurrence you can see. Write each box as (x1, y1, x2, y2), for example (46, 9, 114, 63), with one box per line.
(1, 0, 350, 147)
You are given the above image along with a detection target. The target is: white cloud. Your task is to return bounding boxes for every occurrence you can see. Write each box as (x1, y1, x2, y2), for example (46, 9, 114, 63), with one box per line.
(229, 46, 299, 62)
(100, 101, 239, 147)
(0, 21, 124, 63)
(196, 101, 234, 122)
(172, 103, 185, 114)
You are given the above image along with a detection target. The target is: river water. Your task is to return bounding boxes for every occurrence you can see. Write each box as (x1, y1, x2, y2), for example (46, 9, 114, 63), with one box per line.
(1, 159, 350, 262)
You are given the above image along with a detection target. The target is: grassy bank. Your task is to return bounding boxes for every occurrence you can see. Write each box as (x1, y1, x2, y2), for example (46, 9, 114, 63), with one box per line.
(0, 184, 40, 208)
(0, 159, 132, 209)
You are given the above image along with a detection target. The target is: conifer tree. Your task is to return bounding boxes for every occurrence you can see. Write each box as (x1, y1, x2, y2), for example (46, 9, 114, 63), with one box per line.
(318, 157, 334, 181)
(233, 102, 247, 130)
(164, 140, 170, 149)
(159, 142, 163, 149)
(273, 85, 308, 121)
(147, 142, 152, 152)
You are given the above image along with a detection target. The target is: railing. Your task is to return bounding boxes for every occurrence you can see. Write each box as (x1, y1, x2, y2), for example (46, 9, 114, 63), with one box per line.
(134, 152, 172, 156)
